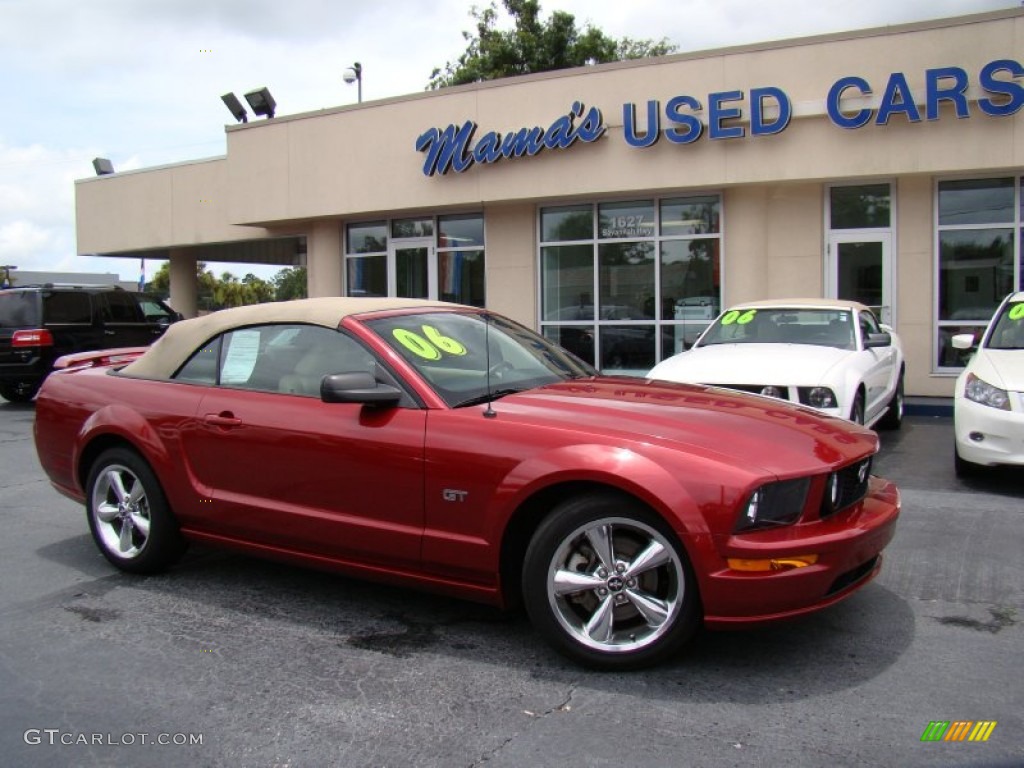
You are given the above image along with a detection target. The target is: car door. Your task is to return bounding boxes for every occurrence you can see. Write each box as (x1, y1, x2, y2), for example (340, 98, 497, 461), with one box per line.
(858, 310, 896, 422)
(179, 324, 427, 569)
(97, 290, 162, 348)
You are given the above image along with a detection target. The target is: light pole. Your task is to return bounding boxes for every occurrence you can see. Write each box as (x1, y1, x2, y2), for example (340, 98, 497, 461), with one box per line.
(0, 264, 16, 288)
(343, 62, 363, 103)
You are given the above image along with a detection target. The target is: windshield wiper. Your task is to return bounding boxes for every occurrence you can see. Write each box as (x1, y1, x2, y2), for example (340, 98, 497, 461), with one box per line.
(454, 388, 524, 408)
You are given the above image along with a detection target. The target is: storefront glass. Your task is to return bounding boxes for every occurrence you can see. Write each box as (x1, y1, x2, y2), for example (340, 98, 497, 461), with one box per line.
(540, 195, 721, 374)
(935, 177, 1021, 370)
(345, 214, 485, 307)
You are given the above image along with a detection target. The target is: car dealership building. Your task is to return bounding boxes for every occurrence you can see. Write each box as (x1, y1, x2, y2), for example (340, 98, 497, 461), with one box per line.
(75, 8, 1023, 398)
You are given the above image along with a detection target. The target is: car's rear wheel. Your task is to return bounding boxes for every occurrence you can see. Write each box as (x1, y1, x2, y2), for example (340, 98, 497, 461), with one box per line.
(86, 448, 186, 574)
(878, 371, 904, 430)
(522, 493, 699, 669)
(0, 381, 39, 403)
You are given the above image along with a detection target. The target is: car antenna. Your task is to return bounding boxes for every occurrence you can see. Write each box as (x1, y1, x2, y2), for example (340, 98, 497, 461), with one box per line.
(483, 310, 497, 419)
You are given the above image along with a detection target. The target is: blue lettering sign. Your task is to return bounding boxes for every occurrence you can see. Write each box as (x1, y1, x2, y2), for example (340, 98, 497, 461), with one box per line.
(708, 90, 745, 139)
(623, 101, 660, 148)
(826, 76, 873, 129)
(978, 59, 1024, 116)
(750, 87, 792, 135)
(416, 102, 606, 176)
(926, 67, 970, 120)
(664, 95, 703, 144)
(875, 72, 922, 125)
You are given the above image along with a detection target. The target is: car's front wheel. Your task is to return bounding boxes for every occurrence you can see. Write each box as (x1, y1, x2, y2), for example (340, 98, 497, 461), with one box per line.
(849, 390, 866, 425)
(86, 448, 186, 574)
(878, 372, 904, 430)
(522, 493, 699, 669)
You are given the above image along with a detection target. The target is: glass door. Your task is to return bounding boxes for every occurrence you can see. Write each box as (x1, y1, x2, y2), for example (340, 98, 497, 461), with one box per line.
(388, 238, 435, 299)
(827, 233, 893, 325)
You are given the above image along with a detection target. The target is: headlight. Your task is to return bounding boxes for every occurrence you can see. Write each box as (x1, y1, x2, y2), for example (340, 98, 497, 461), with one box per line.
(964, 373, 1010, 410)
(760, 385, 786, 399)
(798, 386, 837, 409)
(735, 477, 810, 532)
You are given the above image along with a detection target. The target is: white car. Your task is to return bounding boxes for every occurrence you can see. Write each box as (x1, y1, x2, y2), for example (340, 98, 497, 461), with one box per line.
(951, 290, 1024, 475)
(648, 299, 905, 428)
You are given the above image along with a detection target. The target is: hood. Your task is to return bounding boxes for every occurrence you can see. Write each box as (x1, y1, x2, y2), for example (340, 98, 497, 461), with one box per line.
(970, 349, 1024, 391)
(499, 377, 877, 478)
(648, 343, 851, 386)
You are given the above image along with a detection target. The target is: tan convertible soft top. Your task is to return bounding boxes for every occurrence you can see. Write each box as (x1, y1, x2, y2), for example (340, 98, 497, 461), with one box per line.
(120, 297, 459, 379)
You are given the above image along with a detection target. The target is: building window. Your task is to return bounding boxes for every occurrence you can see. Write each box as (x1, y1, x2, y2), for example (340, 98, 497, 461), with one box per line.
(935, 177, 1020, 370)
(539, 194, 721, 374)
(344, 214, 485, 306)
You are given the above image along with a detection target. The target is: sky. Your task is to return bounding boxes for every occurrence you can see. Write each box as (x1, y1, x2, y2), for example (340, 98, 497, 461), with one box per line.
(0, 0, 1017, 284)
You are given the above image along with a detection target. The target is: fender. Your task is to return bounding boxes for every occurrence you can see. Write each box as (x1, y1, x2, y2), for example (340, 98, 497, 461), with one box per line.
(75, 404, 176, 499)
(490, 443, 712, 536)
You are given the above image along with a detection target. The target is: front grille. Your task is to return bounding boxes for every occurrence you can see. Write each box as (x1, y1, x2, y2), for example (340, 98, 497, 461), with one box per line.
(820, 457, 872, 519)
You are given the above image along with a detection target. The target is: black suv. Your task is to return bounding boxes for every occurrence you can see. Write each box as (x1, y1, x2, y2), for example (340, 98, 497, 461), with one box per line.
(0, 285, 181, 402)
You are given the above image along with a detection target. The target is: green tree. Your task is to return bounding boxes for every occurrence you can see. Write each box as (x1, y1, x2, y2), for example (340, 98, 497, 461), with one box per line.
(144, 262, 276, 311)
(429, 0, 677, 89)
(273, 267, 308, 301)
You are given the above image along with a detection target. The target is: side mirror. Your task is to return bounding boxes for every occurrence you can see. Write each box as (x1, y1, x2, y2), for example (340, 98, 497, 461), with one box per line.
(321, 372, 401, 406)
(864, 332, 891, 349)
(950, 333, 976, 350)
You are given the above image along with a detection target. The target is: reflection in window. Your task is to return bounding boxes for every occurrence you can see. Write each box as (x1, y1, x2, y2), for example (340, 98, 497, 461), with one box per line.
(935, 176, 1022, 370)
(439, 250, 485, 306)
(347, 221, 387, 253)
(541, 206, 593, 242)
(830, 184, 891, 229)
(540, 195, 722, 373)
(347, 255, 387, 297)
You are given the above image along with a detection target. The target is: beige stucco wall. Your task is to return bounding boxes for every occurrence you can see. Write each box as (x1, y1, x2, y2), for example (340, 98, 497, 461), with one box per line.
(73, 9, 1024, 397)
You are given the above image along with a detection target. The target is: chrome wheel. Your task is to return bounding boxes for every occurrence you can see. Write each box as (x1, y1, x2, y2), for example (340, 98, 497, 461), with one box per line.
(86, 447, 186, 573)
(526, 504, 694, 663)
(547, 518, 685, 653)
(91, 463, 152, 559)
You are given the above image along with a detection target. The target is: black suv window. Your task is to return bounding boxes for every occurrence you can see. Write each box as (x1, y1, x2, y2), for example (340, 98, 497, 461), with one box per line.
(101, 291, 143, 323)
(43, 292, 93, 324)
(0, 291, 41, 327)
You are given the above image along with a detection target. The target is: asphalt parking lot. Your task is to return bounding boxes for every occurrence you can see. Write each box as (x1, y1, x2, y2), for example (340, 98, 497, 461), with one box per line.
(0, 401, 1021, 768)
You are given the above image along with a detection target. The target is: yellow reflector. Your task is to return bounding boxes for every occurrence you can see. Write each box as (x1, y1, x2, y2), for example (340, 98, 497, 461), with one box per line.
(727, 555, 819, 572)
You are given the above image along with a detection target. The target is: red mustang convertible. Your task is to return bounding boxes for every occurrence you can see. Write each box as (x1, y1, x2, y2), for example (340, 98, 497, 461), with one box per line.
(33, 298, 900, 668)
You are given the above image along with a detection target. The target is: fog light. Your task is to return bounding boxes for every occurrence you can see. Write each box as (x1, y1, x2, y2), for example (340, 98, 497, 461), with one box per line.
(969, 432, 985, 443)
(727, 554, 819, 572)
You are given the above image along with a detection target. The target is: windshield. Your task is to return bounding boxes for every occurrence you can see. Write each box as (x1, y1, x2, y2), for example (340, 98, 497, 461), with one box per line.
(697, 307, 856, 350)
(366, 311, 596, 407)
(985, 300, 1024, 350)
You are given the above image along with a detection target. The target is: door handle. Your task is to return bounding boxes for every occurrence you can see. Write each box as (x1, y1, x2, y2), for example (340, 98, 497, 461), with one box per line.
(203, 413, 242, 428)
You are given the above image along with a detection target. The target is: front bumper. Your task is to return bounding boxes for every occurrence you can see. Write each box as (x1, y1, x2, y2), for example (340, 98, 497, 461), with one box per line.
(699, 476, 900, 627)
(954, 396, 1024, 468)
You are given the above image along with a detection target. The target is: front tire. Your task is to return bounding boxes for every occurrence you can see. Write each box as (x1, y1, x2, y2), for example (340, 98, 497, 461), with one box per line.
(878, 372, 904, 430)
(86, 448, 186, 574)
(522, 493, 699, 669)
(849, 390, 866, 426)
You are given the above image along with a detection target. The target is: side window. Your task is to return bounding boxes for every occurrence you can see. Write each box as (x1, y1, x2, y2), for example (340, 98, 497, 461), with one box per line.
(42, 292, 93, 324)
(101, 291, 143, 323)
(174, 337, 221, 385)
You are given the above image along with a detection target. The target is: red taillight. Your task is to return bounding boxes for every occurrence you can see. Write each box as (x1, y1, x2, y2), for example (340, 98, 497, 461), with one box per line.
(11, 329, 54, 347)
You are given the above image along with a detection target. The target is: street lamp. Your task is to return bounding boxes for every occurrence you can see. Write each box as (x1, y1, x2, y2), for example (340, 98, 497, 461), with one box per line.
(343, 62, 362, 103)
(1, 264, 16, 289)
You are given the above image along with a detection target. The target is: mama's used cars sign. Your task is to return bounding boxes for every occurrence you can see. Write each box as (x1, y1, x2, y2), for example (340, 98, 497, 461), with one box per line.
(415, 59, 1022, 177)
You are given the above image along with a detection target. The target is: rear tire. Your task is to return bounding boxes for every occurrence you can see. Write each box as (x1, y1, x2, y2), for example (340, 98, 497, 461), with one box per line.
(85, 448, 187, 574)
(522, 493, 699, 669)
(0, 381, 39, 403)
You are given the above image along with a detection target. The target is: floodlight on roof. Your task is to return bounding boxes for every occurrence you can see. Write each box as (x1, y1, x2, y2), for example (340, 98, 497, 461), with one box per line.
(244, 87, 276, 119)
(92, 158, 115, 176)
(221, 92, 248, 123)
